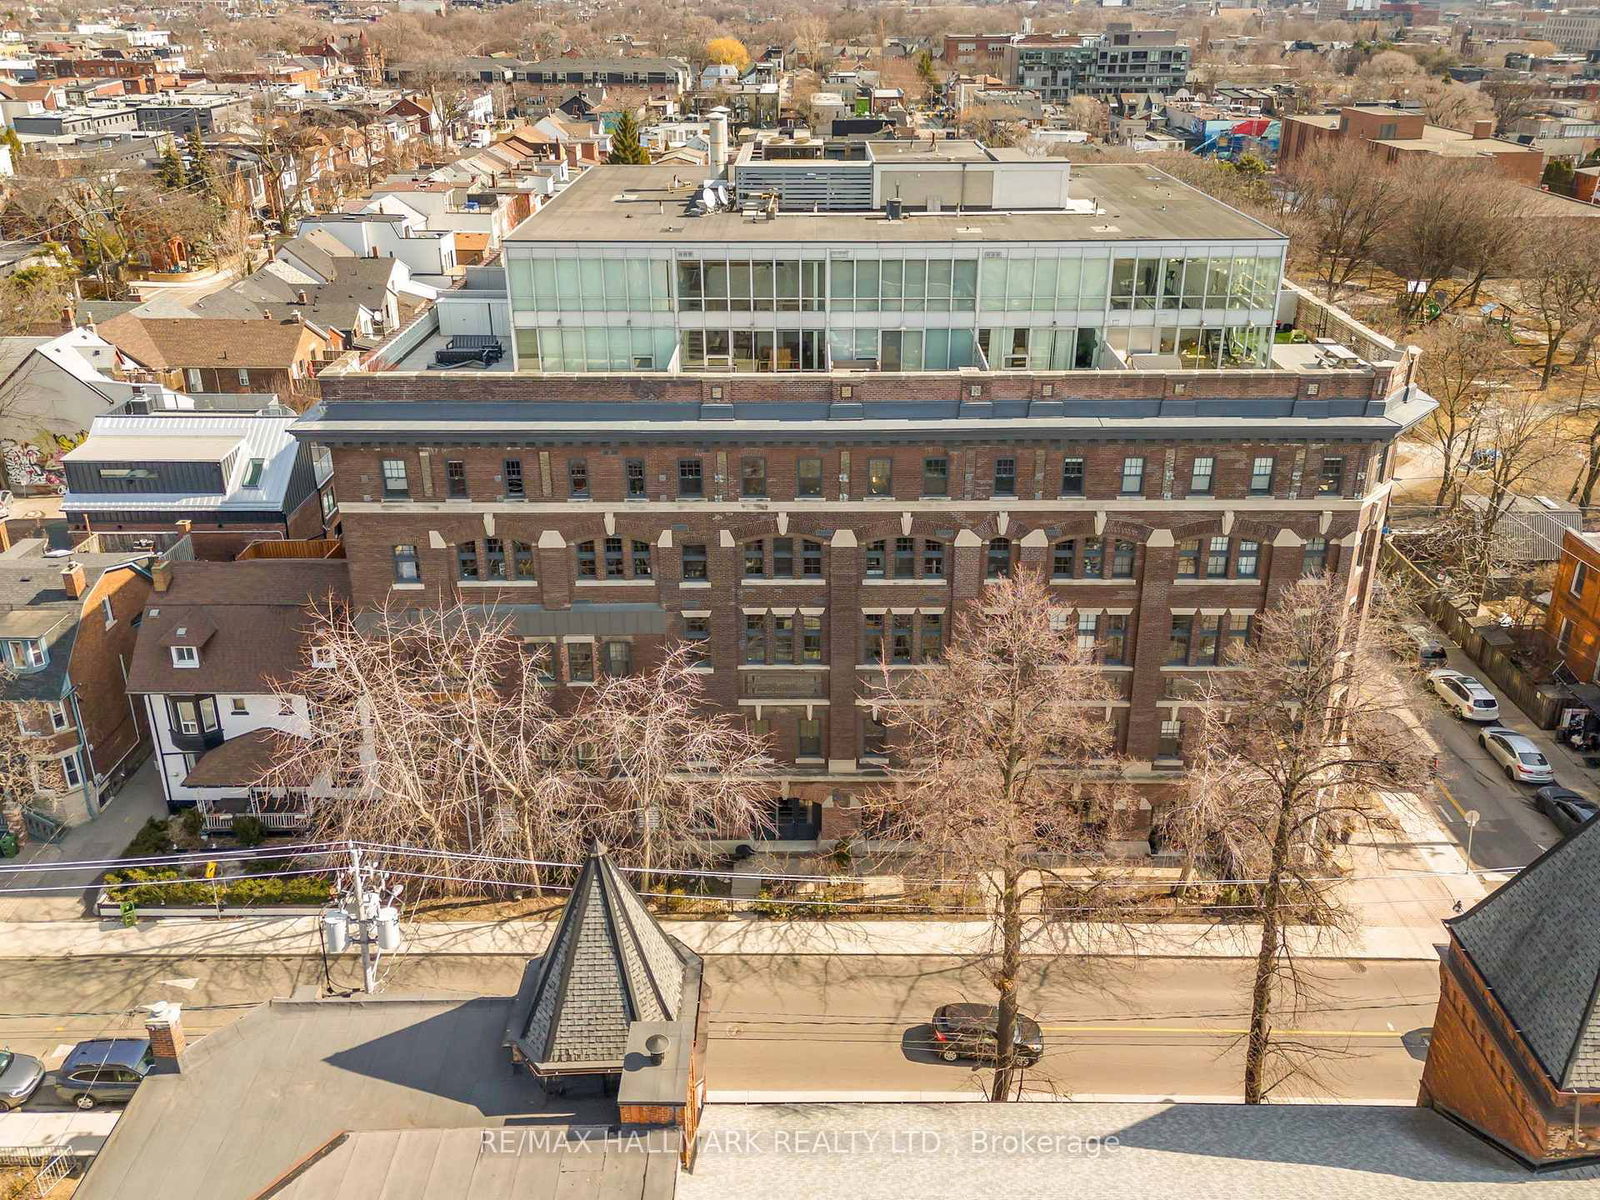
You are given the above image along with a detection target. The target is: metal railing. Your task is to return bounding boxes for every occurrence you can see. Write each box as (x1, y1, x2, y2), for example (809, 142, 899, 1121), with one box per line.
(29, 1154, 72, 1196)
(20, 805, 66, 846)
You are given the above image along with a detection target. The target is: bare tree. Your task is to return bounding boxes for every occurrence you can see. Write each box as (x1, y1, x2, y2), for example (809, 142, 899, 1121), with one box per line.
(1481, 79, 1543, 135)
(1412, 319, 1516, 506)
(1520, 222, 1600, 389)
(1282, 143, 1397, 301)
(1160, 578, 1431, 1104)
(865, 572, 1135, 1102)
(1383, 161, 1522, 328)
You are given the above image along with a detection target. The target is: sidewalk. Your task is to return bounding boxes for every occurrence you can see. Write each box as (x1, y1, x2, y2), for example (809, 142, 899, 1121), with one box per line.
(0, 912, 1447, 961)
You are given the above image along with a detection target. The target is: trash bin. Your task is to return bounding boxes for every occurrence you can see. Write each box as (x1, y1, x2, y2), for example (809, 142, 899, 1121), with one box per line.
(0, 831, 18, 858)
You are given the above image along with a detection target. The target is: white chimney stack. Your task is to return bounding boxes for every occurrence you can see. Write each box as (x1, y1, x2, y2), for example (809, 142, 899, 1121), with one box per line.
(708, 107, 730, 179)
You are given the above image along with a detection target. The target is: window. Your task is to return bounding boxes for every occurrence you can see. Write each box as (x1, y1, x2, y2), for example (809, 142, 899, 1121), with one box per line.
(888, 614, 913, 663)
(1236, 539, 1260, 579)
(922, 540, 944, 577)
(802, 615, 822, 662)
(683, 616, 710, 664)
(1076, 611, 1098, 653)
(986, 537, 1013, 579)
(392, 544, 420, 583)
(171, 645, 199, 669)
(242, 458, 266, 488)
(380, 458, 408, 499)
(797, 718, 822, 758)
(485, 537, 506, 581)
(894, 537, 916, 579)
(993, 456, 1017, 497)
(1053, 539, 1076, 578)
(230, 697, 248, 716)
(504, 458, 525, 498)
(682, 543, 708, 580)
(1111, 540, 1136, 579)
(60, 754, 82, 790)
(624, 458, 646, 498)
(1302, 537, 1328, 575)
(862, 715, 888, 758)
(603, 537, 624, 578)
(922, 456, 948, 497)
(868, 457, 893, 497)
(1196, 614, 1222, 665)
(802, 540, 824, 577)
(568, 459, 589, 498)
(632, 541, 652, 578)
(1102, 614, 1128, 665)
(678, 458, 703, 498)
(1205, 536, 1230, 579)
(863, 613, 886, 664)
(311, 645, 336, 669)
(1317, 456, 1345, 496)
(1189, 455, 1214, 495)
(458, 542, 481, 581)
(446, 459, 467, 498)
(1081, 537, 1103, 579)
(744, 615, 765, 663)
(772, 538, 793, 578)
(797, 457, 823, 497)
(1573, 561, 1591, 598)
(773, 615, 794, 663)
(865, 541, 886, 578)
(576, 541, 598, 578)
(1061, 457, 1085, 497)
(1225, 612, 1251, 658)
(512, 541, 536, 580)
(743, 539, 766, 577)
(101, 597, 115, 629)
(1120, 456, 1145, 496)
(741, 457, 767, 497)
(603, 641, 631, 676)
(567, 642, 595, 683)
(920, 613, 943, 661)
(170, 696, 217, 735)
(1157, 720, 1182, 761)
(1558, 616, 1574, 653)
(1167, 615, 1193, 665)
(1176, 539, 1200, 579)
(1250, 455, 1275, 495)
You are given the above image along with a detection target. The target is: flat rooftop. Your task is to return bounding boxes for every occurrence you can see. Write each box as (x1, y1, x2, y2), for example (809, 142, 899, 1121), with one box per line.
(507, 163, 1285, 246)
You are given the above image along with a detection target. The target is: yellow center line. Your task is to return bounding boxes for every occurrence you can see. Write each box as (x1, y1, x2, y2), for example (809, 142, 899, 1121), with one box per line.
(1037, 1024, 1400, 1039)
(1435, 776, 1469, 821)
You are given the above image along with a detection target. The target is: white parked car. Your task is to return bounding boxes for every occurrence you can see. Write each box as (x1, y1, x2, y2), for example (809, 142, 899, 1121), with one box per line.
(1428, 669, 1501, 722)
(1478, 727, 1554, 784)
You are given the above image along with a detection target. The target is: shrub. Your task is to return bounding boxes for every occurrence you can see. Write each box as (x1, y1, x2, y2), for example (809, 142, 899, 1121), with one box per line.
(123, 817, 172, 859)
(178, 808, 204, 840)
(749, 883, 854, 919)
(104, 867, 333, 908)
(232, 815, 267, 848)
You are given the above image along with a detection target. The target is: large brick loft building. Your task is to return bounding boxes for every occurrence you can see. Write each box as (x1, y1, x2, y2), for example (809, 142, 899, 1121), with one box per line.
(293, 146, 1434, 851)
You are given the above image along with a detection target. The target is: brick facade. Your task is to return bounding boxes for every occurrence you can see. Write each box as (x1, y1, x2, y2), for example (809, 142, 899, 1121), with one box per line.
(1543, 528, 1600, 683)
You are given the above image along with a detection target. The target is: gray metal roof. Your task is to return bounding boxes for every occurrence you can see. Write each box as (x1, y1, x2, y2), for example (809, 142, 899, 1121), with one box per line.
(514, 844, 690, 1075)
(74, 993, 616, 1200)
(1448, 815, 1600, 1089)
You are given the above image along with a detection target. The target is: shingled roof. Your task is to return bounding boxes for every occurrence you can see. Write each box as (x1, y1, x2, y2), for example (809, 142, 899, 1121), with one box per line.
(1447, 815, 1600, 1090)
(513, 844, 690, 1076)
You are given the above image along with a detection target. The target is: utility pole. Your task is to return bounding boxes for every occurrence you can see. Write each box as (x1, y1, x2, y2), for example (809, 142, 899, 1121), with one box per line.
(322, 842, 403, 993)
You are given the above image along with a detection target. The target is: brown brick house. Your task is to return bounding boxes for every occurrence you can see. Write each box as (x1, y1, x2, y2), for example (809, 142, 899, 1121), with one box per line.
(95, 314, 336, 409)
(1544, 528, 1600, 684)
(1419, 816, 1600, 1167)
(1279, 105, 1546, 186)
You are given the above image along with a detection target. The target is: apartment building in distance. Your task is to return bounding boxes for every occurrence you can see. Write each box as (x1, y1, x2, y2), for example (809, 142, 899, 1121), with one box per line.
(292, 143, 1431, 852)
(1004, 25, 1191, 102)
(1542, 8, 1600, 53)
(1279, 105, 1546, 186)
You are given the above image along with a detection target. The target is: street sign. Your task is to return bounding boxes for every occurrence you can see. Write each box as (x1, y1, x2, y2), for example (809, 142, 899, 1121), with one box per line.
(1464, 810, 1480, 828)
(204, 861, 218, 879)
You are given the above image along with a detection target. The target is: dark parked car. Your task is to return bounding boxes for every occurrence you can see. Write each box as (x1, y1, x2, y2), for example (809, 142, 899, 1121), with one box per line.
(53, 1038, 154, 1110)
(931, 1003, 1044, 1067)
(0, 1048, 45, 1110)
(1534, 787, 1600, 835)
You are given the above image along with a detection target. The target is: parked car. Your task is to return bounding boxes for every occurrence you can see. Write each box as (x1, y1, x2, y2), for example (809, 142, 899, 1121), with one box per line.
(0, 1048, 45, 1110)
(931, 1003, 1044, 1067)
(1401, 624, 1448, 670)
(1478, 728, 1555, 784)
(1428, 670, 1501, 722)
(53, 1038, 154, 1110)
(1534, 786, 1600, 835)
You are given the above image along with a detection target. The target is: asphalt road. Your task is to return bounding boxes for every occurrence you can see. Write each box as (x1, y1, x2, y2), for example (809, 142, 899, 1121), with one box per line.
(0, 953, 1439, 1109)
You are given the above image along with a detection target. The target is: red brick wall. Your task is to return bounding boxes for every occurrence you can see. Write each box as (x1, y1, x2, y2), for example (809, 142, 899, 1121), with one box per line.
(68, 565, 153, 785)
(1543, 529, 1600, 683)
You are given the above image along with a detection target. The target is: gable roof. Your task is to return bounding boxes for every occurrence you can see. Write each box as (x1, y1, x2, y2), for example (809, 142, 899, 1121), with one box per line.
(1447, 815, 1600, 1089)
(513, 843, 689, 1075)
(97, 314, 326, 371)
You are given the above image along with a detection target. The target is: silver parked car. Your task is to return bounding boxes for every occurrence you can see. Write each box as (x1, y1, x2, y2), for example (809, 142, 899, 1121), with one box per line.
(1428, 669, 1501, 722)
(0, 1048, 46, 1110)
(1478, 727, 1555, 784)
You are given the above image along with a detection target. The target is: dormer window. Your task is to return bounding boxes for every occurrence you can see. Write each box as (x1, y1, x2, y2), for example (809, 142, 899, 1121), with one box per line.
(3, 639, 47, 673)
(242, 458, 266, 488)
(171, 645, 200, 669)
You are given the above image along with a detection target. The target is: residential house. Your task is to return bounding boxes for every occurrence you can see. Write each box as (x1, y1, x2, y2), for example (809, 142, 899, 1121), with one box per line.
(124, 556, 350, 819)
(296, 210, 459, 287)
(61, 394, 338, 558)
(1543, 527, 1600, 682)
(0, 531, 162, 828)
(95, 313, 335, 408)
(1279, 105, 1545, 185)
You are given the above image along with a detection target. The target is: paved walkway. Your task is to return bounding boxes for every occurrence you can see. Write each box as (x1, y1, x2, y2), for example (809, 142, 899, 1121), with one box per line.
(0, 760, 166, 922)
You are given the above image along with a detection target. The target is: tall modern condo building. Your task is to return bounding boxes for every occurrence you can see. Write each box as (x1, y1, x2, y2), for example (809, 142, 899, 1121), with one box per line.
(294, 143, 1429, 851)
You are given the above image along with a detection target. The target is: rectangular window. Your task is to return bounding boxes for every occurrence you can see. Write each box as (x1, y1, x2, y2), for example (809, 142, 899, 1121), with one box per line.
(482, 537, 505, 580)
(457, 542, 480, 581)
(1196, 614, 1222, 665)
(1250, 455, 1274, 495)
(802, 540, 823, 577)
(446, 459, 467, 498)
(922, 456, 948, 497)
(1558, 616, 1574, 652)
(1573, 561, 1590, 598)
(380, 458, 408, 498)
(773, 615, 794, 663)
(868, 457, 893, 497)
(513, 541, 535, 580)
(1302, 537, 1328, 575)
(894, 537, 916, 579)
(60, 754, 82, 789)
(101, 596, 116, 629)
(1120, 456, 1145, 496)
(603, 536, 624, 578)
(1177, 539, 1199, 579)
(1076, 611, 1098, 653)
(1225, 612, 1251, 658)
(1317, 456, 1345, 496)
(170, 645, 198, 669)
(229, 697, 248, 716)
(1157, 720, 1182, 761)
(862, 715, 888, 758)
(632, 540, 652, 578)
(1205, 537, 1230, 579)
(744, 614, 766, 663)
(1167, 614, 1193, 665)
(744, 540, 766, 577)
(922, 540, 944, 577)
(797, 457, 823, 497)
(802, 615, 822, 662)
(242, 458, 265, 488)
(1102, 614, 1128, 665)
(865, 540, 886, 578)
(682, 544, 707, 580)
(603, 640, 631, 676)
(772, 538, 794, 578)
(863, 613, 886, 664)
(741, 456, 767, 498)
(1061, 456, 1085, 497)
(1111, 540, 1135, 579)
(504, 458, 524, 498)
(1081, 538, 1103, 579)
(890, 614, 914, 663)
(797, 718, 822, 758)
(678, 458, 703, 498)
(683, 616, 710, 664)
(1236, 540, 1260, 579)
(993, 456, 1016, 497)
(1189, 455, 1214, 495)
(624, 457, 646, 498)
(1053, 540, 1075, 578)
(576, 541, 597, 578)
(568, 459, 590, 498)
(567, 642, 595, 683)
(920, 613, 943, 661)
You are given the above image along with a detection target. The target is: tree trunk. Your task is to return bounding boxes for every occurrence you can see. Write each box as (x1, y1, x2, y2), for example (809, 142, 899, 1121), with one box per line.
(988, 866, 1023, 1102)
(1243, 792, 1296, 1105)
(1539, 329, 1564, 389)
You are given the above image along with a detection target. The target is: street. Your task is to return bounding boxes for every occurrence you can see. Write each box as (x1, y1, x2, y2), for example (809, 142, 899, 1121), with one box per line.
(0, 952, 1437, 1107)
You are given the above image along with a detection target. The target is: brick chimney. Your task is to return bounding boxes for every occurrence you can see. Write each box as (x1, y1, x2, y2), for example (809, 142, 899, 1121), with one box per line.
(1471, 119, 1495, 140)
(151, 558, 172, 593)
(145, 1000, 185, 1071)
(59, 560, 86, 600)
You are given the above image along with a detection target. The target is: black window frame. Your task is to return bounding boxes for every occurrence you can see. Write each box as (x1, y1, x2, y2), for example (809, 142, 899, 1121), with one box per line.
(1060, 456, 1085, 497)
(797, 456, 823, 497)
(682, 543, 708, 580)
(504, 457, 525, 499)
(922, 456, 949, 498)
(624, 457, 646, 498)
(392, 543, 420, 583)
(445, 459, 468, 499)
(678, 458, 704, 498)
(993, 455, 1017, 497)
(1120, 456, 1146, 497)
(568, 458, 590, 499)
(741, 456, 768, 498)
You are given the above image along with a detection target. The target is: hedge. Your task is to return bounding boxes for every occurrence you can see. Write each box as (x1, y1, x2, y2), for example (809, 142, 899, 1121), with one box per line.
(104, 868, 333, 908)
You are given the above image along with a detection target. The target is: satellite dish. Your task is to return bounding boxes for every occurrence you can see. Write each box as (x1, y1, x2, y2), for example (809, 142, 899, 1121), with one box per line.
(699, 185, 716, 210)
(716, 183, 731, 209)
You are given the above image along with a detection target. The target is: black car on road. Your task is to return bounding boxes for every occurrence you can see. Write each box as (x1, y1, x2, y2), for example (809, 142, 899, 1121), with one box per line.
(931, 1003, 1044, 1066)
(1534, 786, 1600, 835)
